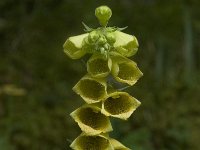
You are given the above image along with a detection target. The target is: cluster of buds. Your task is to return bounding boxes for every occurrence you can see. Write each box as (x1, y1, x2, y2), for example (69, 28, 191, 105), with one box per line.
(63, 6, 143, 150)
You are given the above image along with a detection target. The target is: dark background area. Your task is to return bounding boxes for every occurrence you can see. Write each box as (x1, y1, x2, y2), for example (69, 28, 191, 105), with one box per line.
(0, 0, 200, 149)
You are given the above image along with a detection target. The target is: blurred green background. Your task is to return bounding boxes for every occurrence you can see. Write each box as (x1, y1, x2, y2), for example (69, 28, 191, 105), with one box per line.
(0, 0, 200, 149)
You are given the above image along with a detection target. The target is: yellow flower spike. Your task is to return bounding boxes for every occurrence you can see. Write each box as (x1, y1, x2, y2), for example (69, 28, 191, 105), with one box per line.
(111, 53, 143, 86)
(63, 33, 88, 59)
(102, 91, 141, 120)
(87, 54, 112, 78)
(73, 74, 107, 103)
(70, 133, 114, 150)
(113, 31, 139, 57)
(64, 6, 143, 150)
(70, 105, 113, 135)
(110, 138, 131, 150)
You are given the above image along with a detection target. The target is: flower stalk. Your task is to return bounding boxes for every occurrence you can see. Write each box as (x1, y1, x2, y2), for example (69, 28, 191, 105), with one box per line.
(63, 5, 143, 150)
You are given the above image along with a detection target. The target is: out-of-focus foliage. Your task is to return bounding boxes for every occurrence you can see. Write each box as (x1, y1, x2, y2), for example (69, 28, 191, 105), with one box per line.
(0, 0, 200, 150)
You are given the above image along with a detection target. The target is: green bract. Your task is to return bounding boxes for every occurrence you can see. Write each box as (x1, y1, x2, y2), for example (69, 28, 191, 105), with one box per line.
(64, 5, 143, 149)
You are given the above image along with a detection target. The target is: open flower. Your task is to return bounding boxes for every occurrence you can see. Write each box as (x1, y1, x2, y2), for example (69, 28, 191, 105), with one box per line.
(86, 52, 142, 86)
(102, 91, 141, 120)
(87, 54, 112, 78)
(70, 133, 113, 150)
(70, 105, 112, 135)
(73, 74, 107, 103)
(111, 52, 143, 86)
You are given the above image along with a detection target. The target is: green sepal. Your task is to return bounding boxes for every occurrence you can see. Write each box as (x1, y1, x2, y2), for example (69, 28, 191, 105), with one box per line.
(110, 138, 131, 150)
(63, 34, 88, 59)
(113, 31, 139, 57)
(73, 74, 107, 104)
(102, 91, 141, 120)
(70, 104, 113, 135)
(110, 52, 143, 86)
(87, 54, 112, 78)
(70, 133, 114, 150)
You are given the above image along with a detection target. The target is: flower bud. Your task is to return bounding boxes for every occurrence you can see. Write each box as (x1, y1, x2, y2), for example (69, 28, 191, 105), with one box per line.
(73, 74, 107, 103)
(95, 6, 112, 27)
(70, 133, 113, 150)
(100, 47, 105, 54)
(98, 36, 107, 45)
(106, 32, 116, 45)
(88, 31, 99, 43)
(63, 34, 88, 59)
(87, 54, 112, 78)
(70, 105, 112, 135)
(104, 43, 110, 50)
(82, 36, 95, 53)
(102, 91, 141, 120)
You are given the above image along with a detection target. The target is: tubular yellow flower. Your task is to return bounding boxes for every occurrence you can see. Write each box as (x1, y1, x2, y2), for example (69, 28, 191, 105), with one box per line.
(102, 91, 141, 120)
(63, 34, 88, 59)
(70, 105, 113, 135)
(111, 52, 143, 86)
(73, 74, 107, 103)
(70, 133, 113, 150)
(87, 54, 112, 78)
(114, 31, 139, 57)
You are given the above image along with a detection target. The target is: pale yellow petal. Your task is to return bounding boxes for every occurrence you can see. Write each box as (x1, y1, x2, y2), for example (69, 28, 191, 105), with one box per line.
(113, 31, 138, 57)
(63, 34, 88, 59)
